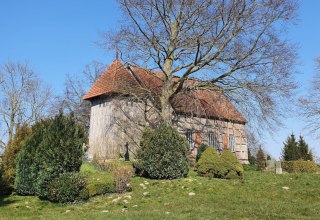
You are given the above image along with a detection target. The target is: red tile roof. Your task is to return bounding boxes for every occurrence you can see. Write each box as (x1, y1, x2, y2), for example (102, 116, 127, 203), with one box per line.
(83, 60, 246, 123)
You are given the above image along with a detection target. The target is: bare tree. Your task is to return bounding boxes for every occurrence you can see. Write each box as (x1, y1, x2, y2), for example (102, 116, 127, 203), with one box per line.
(0, 62, 53, 147)
(53, 61, 106, 134)
(103, 0, 298, 131)
(299, 57, 320, 136)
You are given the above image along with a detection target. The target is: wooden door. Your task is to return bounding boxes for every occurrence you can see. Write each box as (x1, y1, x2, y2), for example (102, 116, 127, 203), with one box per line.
(223, 135, 228, 149)
(195, 131, 202, 148)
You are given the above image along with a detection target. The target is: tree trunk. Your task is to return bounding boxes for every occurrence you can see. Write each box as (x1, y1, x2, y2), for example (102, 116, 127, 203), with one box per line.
(160, 87, 173, 125)
(161, 59, 174, 125)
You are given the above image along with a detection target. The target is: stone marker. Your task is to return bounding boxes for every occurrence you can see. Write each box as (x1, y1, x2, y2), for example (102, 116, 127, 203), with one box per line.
(275, 161, 282, 174)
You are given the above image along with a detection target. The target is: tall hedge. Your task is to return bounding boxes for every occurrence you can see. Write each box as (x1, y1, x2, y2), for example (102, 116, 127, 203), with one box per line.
(15, 113, 85, 198)
(137, 124, 189, 179)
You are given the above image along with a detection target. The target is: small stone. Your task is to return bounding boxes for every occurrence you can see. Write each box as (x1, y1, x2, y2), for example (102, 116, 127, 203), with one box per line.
(121, 208, 128, 213)
(26, 206, 31, 209)
(133, 205, 138, 208)
(165, 211, 170, 214)
(282, 186, 290, 190)
(124, 195, 132, 200)
(139, 183, 147, 189)
(181, 186, 185, 189)
(123, 199, 129, 204)
(143, 192, 149, 196)
(112, 197, 122, 202)
(65, 210, 71, 213)
(101, 210, 109, 213)
(144, 181, 149, 185)
(188, 192, 196, 196)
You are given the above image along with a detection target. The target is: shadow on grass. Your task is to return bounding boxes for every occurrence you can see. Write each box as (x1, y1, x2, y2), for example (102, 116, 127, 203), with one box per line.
(0, 194, 16, 207)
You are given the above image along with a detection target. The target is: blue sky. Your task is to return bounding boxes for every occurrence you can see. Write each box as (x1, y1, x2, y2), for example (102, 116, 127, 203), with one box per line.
(1, 1, 319, 159)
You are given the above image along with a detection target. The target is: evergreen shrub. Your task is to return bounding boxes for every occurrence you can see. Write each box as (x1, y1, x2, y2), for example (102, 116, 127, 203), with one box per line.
(221, 150, 244, 179)
(47, 172, 88, 203)
(86, 182, 115, 197)
(281, 160, 318, 173)
(197, 148, 243, 179)
(15, 113, 85, 198)
(196, 144, 209, 162)
(1, 125, 32, 194)
(138, 124, 189, 179)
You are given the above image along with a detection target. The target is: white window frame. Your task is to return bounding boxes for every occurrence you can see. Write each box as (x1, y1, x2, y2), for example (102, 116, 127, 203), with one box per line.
(229, 134, 236, 152)
(208, 132, 218, 149)
(185, 130, 194, 149)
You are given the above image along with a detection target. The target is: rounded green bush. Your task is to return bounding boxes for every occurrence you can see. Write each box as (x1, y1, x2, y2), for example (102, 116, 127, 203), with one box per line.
(196, 144, 209, 162)
(220, 150, 244, 179)
(197, 147, 225, 178)
(47, 172, 88, 203)
(86, 182, 115, 197)
(138, 124, 189, 179)
(197, 149, 243, 179)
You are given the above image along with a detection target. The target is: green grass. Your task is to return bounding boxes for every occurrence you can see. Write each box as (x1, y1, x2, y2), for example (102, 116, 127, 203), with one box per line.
(1, 171, 320, 219)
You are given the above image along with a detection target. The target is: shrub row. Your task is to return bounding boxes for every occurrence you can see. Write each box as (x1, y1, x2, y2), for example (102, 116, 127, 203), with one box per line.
(281, 160, 318, 173)
(197, 148, 244, 179)
(45, 162, 133, 203)
(15, 113, 85, 200)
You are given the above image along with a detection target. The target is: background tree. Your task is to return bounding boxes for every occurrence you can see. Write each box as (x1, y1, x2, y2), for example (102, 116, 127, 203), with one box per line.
(104, 0, 298, 130)
(300, 57, 320, 136)
(297, 135, 313, 161)
(248, 148, 256, 165)
(256, 146, 266, 171)
(0, 62, 53, 148)
(52, 61, 106, 136)
(246, 131, 262, 164)
(282, 133, 313, 161)
(282, 133, 299, 161)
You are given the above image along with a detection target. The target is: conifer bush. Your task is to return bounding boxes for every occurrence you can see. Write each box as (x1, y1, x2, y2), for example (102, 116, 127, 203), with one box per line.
(220, 150, 244, 179)
(15, 121, 49, 195)
(138, 124, 189, 179)
(197, 147, 225, 178)
(15, 113, 85, 198)
(47, 172, 88, 203)
(1, 125, 32, 194)
(197, 148, 243, 179)
(196, 143, 209, 162)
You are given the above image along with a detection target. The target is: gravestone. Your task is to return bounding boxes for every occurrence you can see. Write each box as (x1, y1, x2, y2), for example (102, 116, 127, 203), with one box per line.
(275, 161, 282, 174)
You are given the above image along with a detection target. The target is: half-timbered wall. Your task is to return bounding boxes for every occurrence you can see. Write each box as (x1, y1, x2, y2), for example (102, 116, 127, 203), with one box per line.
(88, 97, 248, 163)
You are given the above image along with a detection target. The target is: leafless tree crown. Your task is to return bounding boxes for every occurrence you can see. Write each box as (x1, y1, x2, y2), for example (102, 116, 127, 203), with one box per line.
(52, 61, 107, 135)
(0, 62, 53, 147)
(299, 58, 320, 136)
(103, 0, 298, 131)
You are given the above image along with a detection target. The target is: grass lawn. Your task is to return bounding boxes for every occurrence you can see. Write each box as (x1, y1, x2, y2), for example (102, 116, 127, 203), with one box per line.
(1, 170, 320, 219)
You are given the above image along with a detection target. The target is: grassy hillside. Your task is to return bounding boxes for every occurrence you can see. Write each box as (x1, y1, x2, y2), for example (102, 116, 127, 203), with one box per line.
(1, 169, 320, 219)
